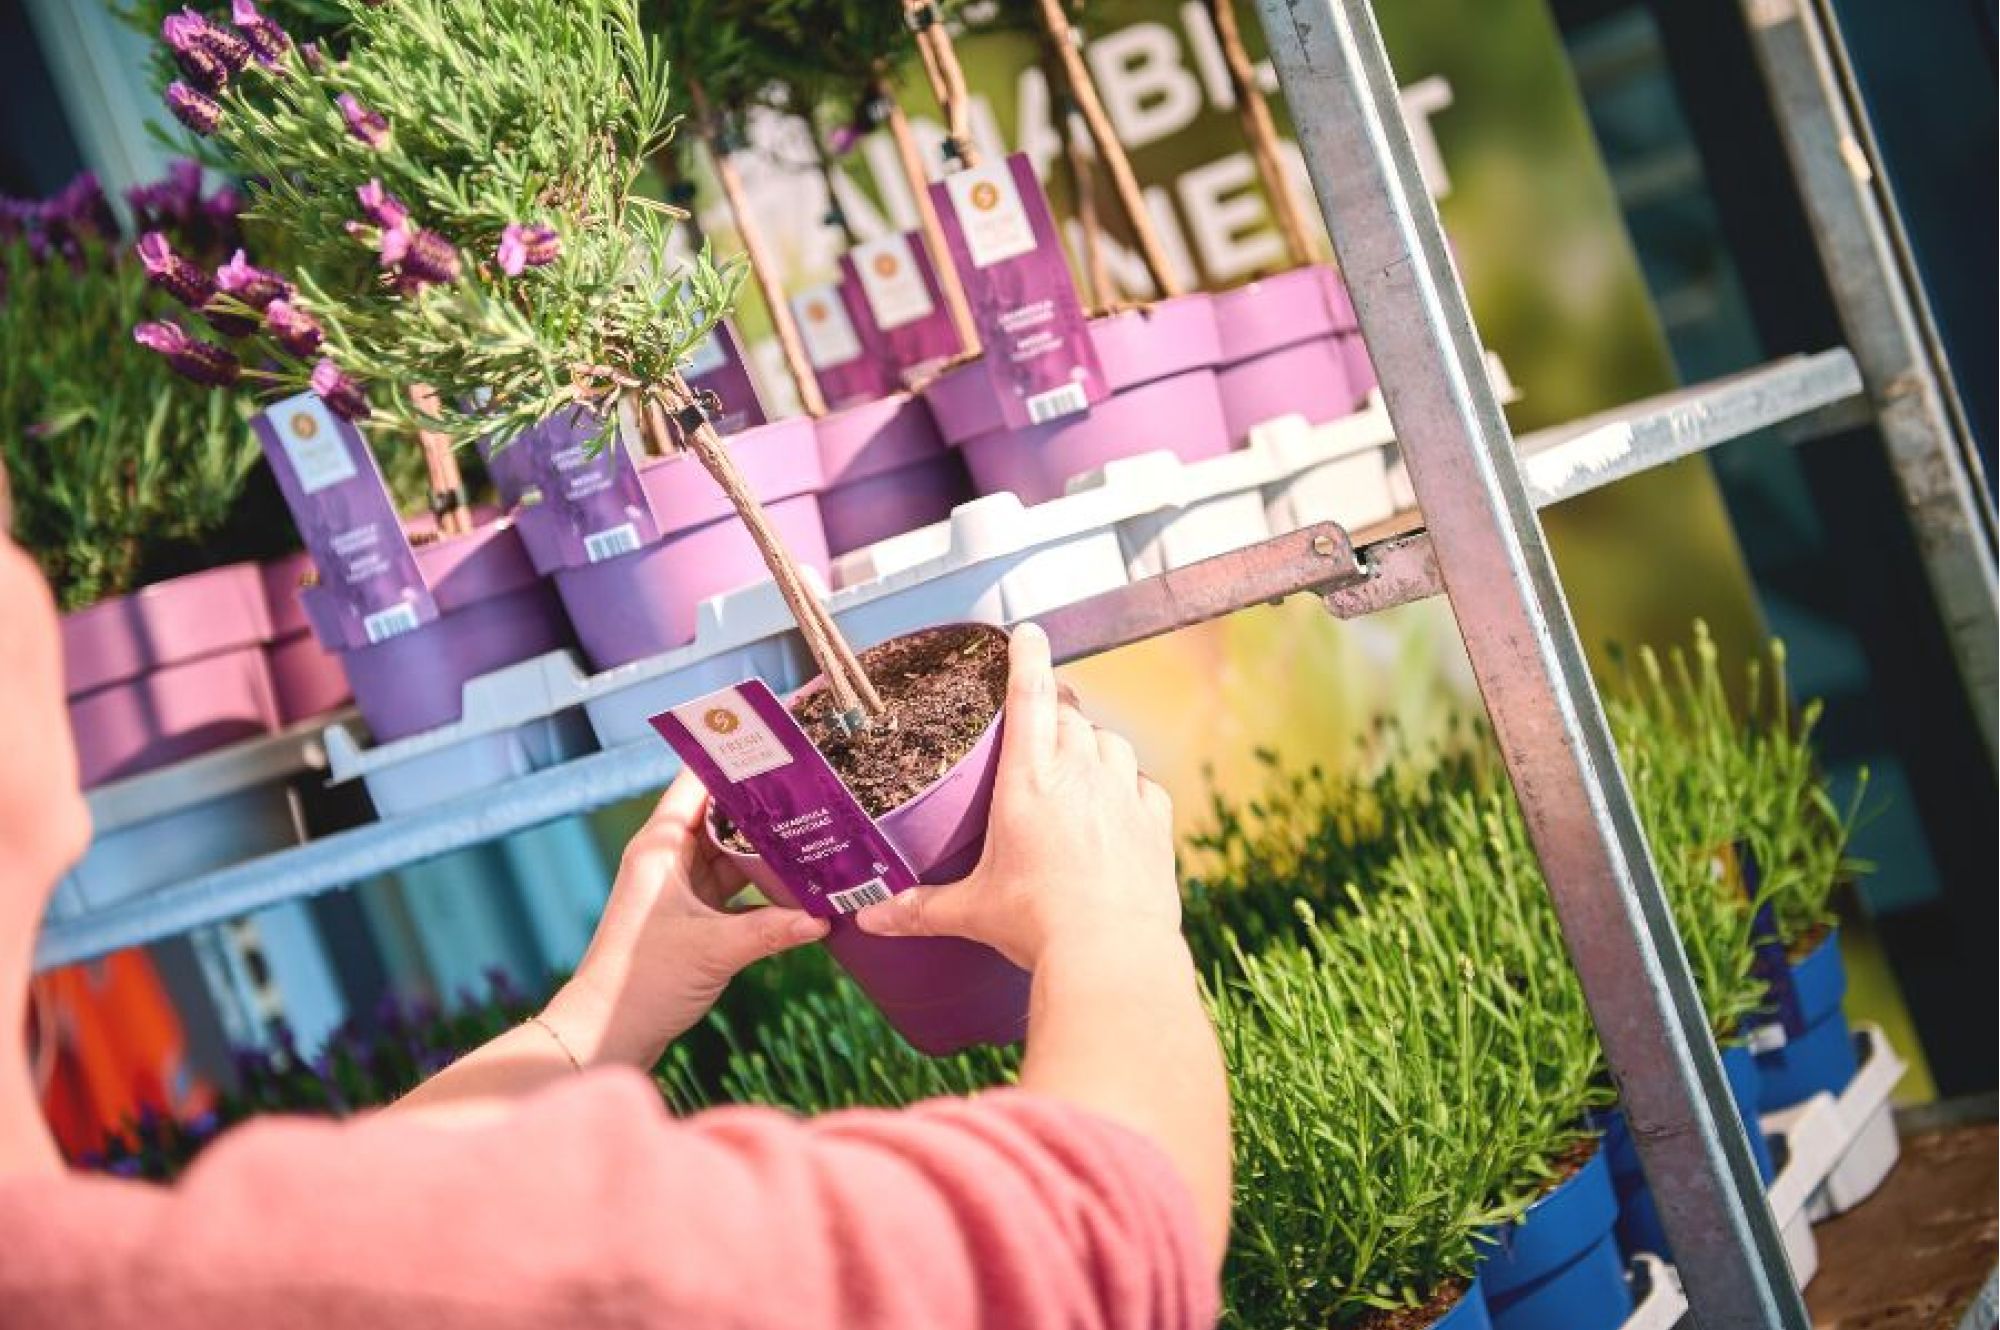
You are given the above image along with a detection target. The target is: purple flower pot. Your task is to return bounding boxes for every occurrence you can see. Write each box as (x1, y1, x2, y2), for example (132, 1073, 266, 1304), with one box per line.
(922, 294, 1232, 505)
(61, 563, 281, 788)
(710, 625, 1030, 1055)
(1318, 268, 1377, 400)
(310, 521, 573, 743)
(1212, 265, 1359, 442)
(261, 553, 353, 725)
(815, 394, 973, 557)
(547, 417, 832, 671)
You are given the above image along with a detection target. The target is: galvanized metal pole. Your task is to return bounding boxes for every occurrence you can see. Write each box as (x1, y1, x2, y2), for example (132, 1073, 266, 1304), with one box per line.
(1742, 0, 1999, 762)
(1253, 2, 1809, 1326)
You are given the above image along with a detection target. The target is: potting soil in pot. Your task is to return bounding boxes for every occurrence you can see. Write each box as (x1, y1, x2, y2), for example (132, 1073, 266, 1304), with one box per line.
(1477, 1138, 1631, 1330)
(1351, 1278, 1492, 1330)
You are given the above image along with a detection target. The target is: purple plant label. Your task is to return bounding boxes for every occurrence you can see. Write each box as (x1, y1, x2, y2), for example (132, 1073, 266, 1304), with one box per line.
(932, 153, 1106, 431)
(652, 680, 918, 919)
(253, 391, 438, 650)
(507, 407, 659, 569)
(843, 231, 963, 380)
(479, 429, 538, 508)
(794, 280, 893, 410)
(685, 320, 768, 435)
(1735, 842, 1807, 1042)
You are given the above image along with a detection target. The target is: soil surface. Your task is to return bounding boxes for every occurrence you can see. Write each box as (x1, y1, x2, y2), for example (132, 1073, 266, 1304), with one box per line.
(1349, 1279, 1471, 1330)
(1525, 1134, 1599, 1202)
(1804, 1117, 1996, 1329)
(796, 623, 1009, 817)
(1788, 920, 1835, 964)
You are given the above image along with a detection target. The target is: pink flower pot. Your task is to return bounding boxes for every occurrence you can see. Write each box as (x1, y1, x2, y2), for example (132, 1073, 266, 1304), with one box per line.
(814, 394, 973, 557)
(1318, 268, 1377, 400)
(922, 294, 1232, 505)
(1213, 265, 1360, 441)
(61, 563, 281, 788)
(550, 417, 832, 670)
(710, 625, 1029, 1055)
(309, 521, 573, 743)
(261, 553, 353, 725)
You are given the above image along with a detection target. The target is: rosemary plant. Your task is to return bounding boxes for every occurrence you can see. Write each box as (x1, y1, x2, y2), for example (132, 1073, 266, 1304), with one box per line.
(0, 172, 262, 611)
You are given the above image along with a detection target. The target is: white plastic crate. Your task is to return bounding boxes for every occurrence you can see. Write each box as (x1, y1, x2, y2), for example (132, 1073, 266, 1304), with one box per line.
(1802, 1023, 1908, 1221)
(1759, 1089, 1848, 1289)
(1620, 1254, 1686, 1330)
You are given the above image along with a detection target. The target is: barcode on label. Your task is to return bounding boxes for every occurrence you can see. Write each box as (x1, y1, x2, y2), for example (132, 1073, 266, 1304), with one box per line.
(362, 603, 422, 644)
(825, 878, 894, 915)
(583, 523, 642, 562)
(1025, 382, 1091, 424)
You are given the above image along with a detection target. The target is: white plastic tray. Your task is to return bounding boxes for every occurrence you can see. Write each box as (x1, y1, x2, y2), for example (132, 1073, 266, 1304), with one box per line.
(1759, 1087, 1848, 1289)
(1621, 1254, 1686, 1330)
(1802, 1023, 1907, 1221)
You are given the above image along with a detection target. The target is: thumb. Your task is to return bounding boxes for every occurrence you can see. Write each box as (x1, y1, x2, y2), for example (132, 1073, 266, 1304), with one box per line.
(707, 908, 829, 976)
(854, 880, 977, 941)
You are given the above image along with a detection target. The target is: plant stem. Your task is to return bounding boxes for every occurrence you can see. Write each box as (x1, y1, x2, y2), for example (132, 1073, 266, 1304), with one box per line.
(1032, 0, 1183, 299)
(875, 72, 979, 355)
(902, 1, 979, 169)
(1207, 0, 1316, 270)
(666, 375, 881, 720)
(408, 384, 472, 534)
(810, 131, 862, 248)
(690, 80, 829, 420)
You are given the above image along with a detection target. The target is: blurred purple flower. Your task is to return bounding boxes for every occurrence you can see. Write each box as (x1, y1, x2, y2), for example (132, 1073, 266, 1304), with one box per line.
(216, 248, 291, 308)
(264, 298, 323, 357)
(136, 231, 216, 309)
(356, 179, 408, 229)
(231, 0, 290, 67)
(377, 221, 411, 265)
(310, 359, 370, 420)
(827, 123, 861, 156)
(163, 9, 251, 83)
(496, 222, 559, 276)
(337, 93, 390, 149)
(134, 321, 241, 387)
(300, 41, 325, 74)
(166, 82, 223, 136)
(401, 229, 460, 286)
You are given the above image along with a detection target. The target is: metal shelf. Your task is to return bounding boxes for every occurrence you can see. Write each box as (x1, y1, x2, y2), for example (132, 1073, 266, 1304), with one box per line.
(33, 350, 1864, 973)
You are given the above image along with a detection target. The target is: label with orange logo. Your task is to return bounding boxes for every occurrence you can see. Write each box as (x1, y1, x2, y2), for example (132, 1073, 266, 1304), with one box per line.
(653, 680, 918, 918)
(253, 390, 439, 649)
(791, 279, 895, 409)
(841, 230, 964, 379)
(852, 233, 934, 330)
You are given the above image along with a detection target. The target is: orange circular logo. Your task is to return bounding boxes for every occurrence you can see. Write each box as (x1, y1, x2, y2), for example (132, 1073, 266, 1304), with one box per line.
(806, 301, 827, 322)
(970, 181, 1001, 211)
(289, 412, 319, 439)
(703, 707, 740, 735)
(872, 253, 900, 278)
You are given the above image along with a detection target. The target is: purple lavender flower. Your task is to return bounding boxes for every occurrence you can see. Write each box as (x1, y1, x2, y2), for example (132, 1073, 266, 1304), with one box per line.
(400, 228, 461, 286)
(337, 93, 390, 149)
(377, 221, 411, 265)
(163, 9, 251, 82)
(300, 41, 325, 74)
(356, 179, 408, 229)
(166, 81, 223, 136)
(216, 248, 291, 308)
(263, 298, 323, 356)
(136, 231, 216, 309)
(230, 0, 291, 67)
(124, 159, 202, 231)
(310, 359, 370, 420)
(134, 321, 241, 387)
(496, 222, 559, 276)
(170, 38, 229, 94)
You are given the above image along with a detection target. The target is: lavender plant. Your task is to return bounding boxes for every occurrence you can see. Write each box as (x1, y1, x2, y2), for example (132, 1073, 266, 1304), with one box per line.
(0, 170, 264, 610)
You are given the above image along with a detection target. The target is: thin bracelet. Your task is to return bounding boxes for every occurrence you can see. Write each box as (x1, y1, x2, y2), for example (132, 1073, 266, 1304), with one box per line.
(528, 1014, 584, 1073)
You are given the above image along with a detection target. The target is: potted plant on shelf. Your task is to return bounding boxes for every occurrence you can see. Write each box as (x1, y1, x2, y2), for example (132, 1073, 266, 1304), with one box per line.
(1, 170, 281, 786)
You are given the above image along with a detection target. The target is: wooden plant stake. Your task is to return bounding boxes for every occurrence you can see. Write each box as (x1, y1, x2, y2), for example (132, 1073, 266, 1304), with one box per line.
(407, 384, 472, 534)
(873, 70, 980, 354)
(1207, 0, 1316, 269)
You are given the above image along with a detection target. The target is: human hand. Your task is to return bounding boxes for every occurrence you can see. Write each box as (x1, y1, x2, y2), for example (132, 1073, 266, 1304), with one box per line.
(541, 771, 828, 1070)
(854, 623, 1180, 970)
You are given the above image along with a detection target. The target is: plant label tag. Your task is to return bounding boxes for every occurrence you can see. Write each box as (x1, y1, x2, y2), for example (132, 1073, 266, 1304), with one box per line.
(932, 153, 1106, 431)
(651, 680, 919, 920)
(685, 319, 768, 436)
(1733, 843, 1807, 1039)
(254, 391, 439, 651)
(794, 279, 895, 409)
(505, 406, 661, 573)
(842, 231, 965, 381)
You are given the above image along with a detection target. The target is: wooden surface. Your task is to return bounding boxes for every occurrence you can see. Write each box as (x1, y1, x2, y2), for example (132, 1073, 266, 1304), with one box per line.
(1805, 1119, 1997, 1329)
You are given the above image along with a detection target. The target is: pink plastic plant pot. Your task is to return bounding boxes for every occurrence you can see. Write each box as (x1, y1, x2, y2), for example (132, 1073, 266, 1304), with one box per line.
(814, 393, 973, 557)
(1212, 265, 1358, 441)
(1318, 267, 1378, 400)
(709, 625, 1030, 1055)
(312, 520, 574, 743)
(61, 562, 282, 789)
(261, 553, 354, 725)
(921, 294, 1233, 505)
(550, 417, 832, 671)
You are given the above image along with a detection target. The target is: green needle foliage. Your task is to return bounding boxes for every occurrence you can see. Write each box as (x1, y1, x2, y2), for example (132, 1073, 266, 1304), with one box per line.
(172, 0, 743, 446)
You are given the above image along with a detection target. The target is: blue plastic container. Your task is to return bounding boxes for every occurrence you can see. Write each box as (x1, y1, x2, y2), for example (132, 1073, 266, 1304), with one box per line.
(1602, 1041, 1774, 1261)
(1753, 929, 1859, 1110)
(1478, 1143, 1633, 1330)
(1432, 1277, 1495, 1330)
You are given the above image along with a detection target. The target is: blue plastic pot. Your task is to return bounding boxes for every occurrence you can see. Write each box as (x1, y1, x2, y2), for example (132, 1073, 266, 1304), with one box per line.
(1753, 929, 1859, 1110)
(1601, 1041, 1774, 1261)
(1477, 1142, 1633, 1330)
(1431, 1277, 1495, 1330)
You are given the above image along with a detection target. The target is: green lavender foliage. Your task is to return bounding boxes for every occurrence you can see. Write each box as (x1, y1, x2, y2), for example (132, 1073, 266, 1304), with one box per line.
(0, 237, 260, 610)
(193, 0, 743, 444)
(644, 0, 787, 122)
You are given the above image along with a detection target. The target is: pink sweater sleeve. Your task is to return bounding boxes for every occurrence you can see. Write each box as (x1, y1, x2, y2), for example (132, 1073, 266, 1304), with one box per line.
(0, 1070, 1219, 1330)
